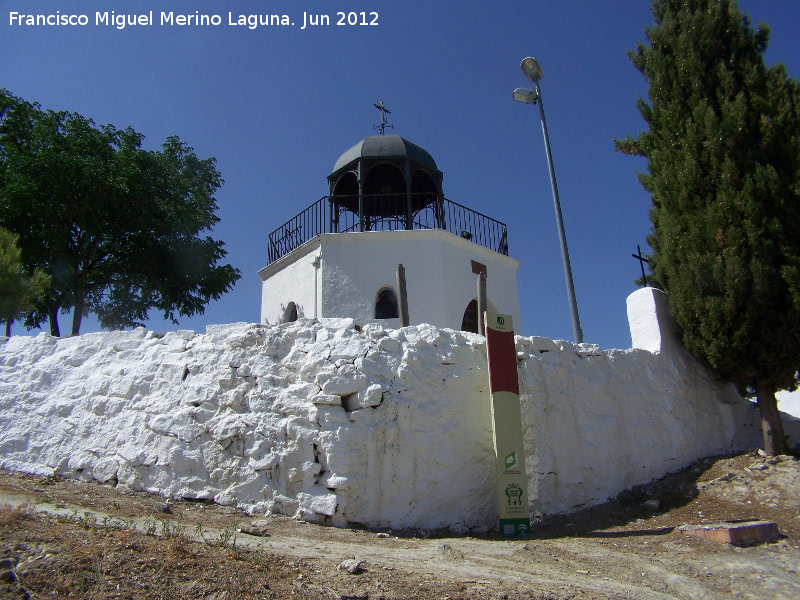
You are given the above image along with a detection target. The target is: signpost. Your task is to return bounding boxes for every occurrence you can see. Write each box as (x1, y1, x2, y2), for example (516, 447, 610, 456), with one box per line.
(485, 312, 531, 537)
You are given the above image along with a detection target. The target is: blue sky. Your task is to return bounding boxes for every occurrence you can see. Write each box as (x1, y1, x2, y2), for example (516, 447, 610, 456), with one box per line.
(3, 0, 799, 350)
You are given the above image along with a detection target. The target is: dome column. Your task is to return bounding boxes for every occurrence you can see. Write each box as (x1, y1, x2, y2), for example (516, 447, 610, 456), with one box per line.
(328, 189, 337, 233)
(358, 160, 365, 232)
(404, 159, 412, 230)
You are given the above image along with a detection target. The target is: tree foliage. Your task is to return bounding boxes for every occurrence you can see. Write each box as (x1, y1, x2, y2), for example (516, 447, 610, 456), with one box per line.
(0, 89, 241, 336)
(616, 0, 800, 455)
(0, 226, 50, 336)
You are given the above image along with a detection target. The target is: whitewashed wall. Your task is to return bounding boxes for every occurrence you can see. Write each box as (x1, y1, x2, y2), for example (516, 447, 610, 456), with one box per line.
(777, 390, 800, 420)
(0, 289, 783, 531)
(259, 230, 520, 331)
(259, 238, 321, 325)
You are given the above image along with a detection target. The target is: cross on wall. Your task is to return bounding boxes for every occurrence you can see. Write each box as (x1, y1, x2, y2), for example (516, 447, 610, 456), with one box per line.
(632, 245, 650, 288)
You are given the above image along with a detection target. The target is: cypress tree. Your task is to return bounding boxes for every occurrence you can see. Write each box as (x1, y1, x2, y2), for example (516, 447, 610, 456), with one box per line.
(616, 0, 800, 455)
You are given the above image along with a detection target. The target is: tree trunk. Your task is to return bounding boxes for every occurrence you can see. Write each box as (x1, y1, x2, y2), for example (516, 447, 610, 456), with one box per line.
(48, 305, 60, 337)
(71, 297, 84, 336)
(4, 321, 10, 337)
(755, 384, 789, 456)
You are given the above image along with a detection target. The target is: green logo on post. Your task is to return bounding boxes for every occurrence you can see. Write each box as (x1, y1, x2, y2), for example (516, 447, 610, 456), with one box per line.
(497, 316, 505, 325)
(504, 451, 517, 470)
(505, 483, 523, 506)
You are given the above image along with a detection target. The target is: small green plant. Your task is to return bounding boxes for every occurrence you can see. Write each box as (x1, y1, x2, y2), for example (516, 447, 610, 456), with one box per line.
(143, 516, 158, 536)
(217, 526, 237, 549)
(194, 521, 206, 542)
(78, 511, 96, 529)
(160, 514, 187, 539)
(100, 515, 133, 532)
(55, 509, 78, 524)
(251, 544, 272, 569)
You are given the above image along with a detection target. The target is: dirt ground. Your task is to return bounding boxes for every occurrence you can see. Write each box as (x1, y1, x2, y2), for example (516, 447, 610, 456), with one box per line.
(1, 451, 799, 599)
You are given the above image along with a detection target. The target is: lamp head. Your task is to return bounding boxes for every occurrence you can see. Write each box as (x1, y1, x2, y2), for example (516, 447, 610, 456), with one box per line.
(521, 57, 544, 83)
(513, 87, 538, 104)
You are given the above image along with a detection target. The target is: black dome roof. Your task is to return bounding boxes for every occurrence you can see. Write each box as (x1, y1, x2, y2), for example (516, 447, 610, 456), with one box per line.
(331, 135, 438, 174)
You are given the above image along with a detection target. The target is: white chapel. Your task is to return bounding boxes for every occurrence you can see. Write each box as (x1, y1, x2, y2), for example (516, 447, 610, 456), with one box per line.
(258, 129, 521, 333)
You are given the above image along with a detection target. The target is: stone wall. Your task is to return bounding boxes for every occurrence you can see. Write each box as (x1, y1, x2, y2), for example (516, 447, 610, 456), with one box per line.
(0, 289, 779, 531)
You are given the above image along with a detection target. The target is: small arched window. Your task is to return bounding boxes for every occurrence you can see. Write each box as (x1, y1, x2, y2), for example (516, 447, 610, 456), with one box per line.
(375, 288, 399, 319)
(461, 299, 479, 333)
(283, 302, 298, 323)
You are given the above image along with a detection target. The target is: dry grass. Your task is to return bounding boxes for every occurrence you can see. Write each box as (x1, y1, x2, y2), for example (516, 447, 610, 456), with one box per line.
(1, 500, 465, 600)
(0, 504, 293, 599)
(0, 502, 34, 527)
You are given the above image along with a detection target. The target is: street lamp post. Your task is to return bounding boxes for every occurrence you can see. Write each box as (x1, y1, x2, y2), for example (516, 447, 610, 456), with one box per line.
(513, 57, 583, 344)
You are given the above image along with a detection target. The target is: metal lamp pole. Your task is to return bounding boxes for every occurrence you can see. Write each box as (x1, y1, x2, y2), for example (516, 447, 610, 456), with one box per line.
(514, 57, 583, 343)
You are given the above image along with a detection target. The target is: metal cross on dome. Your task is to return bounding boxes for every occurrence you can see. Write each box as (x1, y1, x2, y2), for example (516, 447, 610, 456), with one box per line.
(373, 101, 394, 135)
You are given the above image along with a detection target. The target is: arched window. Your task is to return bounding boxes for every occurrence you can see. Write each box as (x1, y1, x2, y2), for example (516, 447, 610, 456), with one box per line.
(283, 302, 298, 323)
(375, 288, 399, 319)
(461, 299, 479, 333)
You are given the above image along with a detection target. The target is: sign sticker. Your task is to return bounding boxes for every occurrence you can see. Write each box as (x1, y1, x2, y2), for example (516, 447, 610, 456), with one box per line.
(504, 451, 517, 471)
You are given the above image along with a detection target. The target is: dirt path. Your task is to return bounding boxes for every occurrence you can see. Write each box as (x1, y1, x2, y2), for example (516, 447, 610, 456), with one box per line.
(2, 452, 800, 599)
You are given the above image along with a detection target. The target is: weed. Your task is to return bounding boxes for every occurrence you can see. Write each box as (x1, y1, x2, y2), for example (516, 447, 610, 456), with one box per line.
(78, 511, 96, 529)
(217, 526, 238, 549)
(194, 521, 206, 541)
(91, 544, 107, 598)
(160, 514, 187, 539)
(251, 544, 272, 569)
(143, 516, 158, 536)
(40, 474, 59, 486)
(100, 515, 132, 533)
(59, 509, 79, 524)
(0, 502, 34, 526)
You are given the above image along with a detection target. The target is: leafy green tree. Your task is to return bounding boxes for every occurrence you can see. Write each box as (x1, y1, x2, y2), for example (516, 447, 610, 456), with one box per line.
(616, 0, 800, 455)
(0, 89, 241, 336)
(0, 226, 50, 336)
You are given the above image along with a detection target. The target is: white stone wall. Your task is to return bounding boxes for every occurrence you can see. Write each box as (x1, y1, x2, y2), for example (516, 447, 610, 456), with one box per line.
(0, 321, 497, 530)
(518, 338, 744, 513)
(777, 390, 800, 420)
(0, 290, 778, 531)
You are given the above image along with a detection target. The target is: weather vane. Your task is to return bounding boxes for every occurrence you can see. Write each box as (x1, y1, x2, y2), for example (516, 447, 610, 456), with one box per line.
(373, 101, 394, 135)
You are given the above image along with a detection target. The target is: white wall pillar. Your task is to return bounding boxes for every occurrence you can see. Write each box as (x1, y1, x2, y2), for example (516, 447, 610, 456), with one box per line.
(626, 287, 680, 355)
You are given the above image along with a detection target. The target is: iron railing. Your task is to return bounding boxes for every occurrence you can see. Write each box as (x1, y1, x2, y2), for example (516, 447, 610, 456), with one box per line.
(267, 194, 508, 264)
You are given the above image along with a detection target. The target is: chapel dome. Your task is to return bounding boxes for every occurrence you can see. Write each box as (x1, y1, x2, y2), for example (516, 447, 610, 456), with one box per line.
(327, 134, 444, 228)
(331, 135, 438, 175)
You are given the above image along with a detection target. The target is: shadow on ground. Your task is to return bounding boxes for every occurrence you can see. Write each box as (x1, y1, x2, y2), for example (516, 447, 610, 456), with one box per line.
(530, 456, 714, 540)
